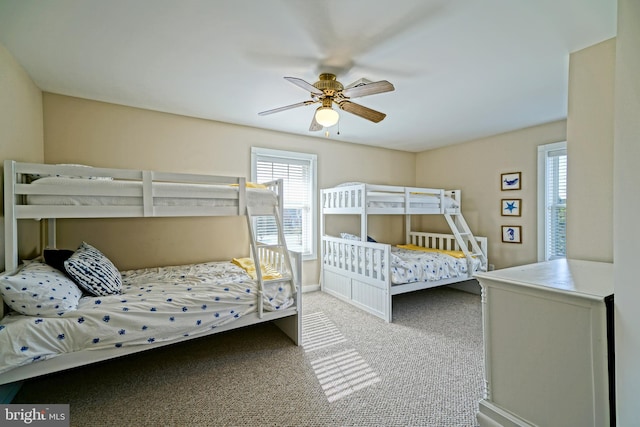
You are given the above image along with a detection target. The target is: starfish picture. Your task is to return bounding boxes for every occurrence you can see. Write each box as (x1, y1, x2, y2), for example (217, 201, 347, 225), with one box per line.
(501, 199, 521, 216)
(504, 201, 516, 213)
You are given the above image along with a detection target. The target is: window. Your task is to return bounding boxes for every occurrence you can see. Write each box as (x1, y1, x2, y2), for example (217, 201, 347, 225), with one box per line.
(251, 147, 317, 260)
(537, 141, 567, 261)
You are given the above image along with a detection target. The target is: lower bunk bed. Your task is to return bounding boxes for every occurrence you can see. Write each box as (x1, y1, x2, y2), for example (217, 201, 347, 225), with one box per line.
(321, 231, 487, 322)
(0, 247, 301, 387)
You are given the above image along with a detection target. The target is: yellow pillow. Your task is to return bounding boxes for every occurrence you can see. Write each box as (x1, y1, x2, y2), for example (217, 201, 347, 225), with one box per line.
(395, 244, 467, 259)
(232, 257, 282, 280)
(229, 182, 268, 189)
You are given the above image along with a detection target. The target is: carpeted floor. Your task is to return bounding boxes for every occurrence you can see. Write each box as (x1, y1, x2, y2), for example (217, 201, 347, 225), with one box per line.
(14, 287, 485, 426)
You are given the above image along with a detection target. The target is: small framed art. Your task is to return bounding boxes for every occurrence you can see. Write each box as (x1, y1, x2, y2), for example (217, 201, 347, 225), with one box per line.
(501, 199, 521, 216)
(502, 225, 522, 243)
(501, 172, 521, 190)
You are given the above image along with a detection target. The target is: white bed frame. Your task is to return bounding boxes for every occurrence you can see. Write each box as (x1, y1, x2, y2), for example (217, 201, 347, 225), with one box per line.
(320, 183, 487, 322)
(1, 160, 301, 388)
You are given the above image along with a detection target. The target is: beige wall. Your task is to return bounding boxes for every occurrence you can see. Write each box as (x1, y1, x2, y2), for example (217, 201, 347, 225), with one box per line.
(0, 42, 44, 270)
(566, 38, 615, 262)
(415, 121, 566, 269)
(43, 94, 415, 285)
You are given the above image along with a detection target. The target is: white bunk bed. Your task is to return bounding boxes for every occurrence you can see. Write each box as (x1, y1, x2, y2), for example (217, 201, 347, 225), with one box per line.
(321, 182, 487, 322)
(0, 160, 301, 390)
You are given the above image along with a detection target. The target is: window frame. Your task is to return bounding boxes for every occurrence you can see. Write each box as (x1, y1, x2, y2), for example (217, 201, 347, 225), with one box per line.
(251, 147, 317, 261)
(537, 141, 567, 261)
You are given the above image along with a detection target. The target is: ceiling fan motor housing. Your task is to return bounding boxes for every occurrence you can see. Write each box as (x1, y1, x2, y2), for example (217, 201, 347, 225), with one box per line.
(313, 73, 343, 96)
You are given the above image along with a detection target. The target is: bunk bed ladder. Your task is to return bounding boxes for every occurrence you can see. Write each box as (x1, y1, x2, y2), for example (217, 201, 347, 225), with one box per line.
(444, 213, 488, 271)
(246, 205, 297, 318)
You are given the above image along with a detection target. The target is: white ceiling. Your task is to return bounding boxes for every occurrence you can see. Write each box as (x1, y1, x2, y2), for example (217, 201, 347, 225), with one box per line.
(0, 0, 616, 152)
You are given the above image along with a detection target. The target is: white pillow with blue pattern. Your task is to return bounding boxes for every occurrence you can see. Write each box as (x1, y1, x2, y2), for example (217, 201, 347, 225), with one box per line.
(64, 242, 122, 296)
(0, 261, 83, 316)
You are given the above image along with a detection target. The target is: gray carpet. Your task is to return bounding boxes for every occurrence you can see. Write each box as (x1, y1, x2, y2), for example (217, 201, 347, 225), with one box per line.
(14, 287, 484, 426)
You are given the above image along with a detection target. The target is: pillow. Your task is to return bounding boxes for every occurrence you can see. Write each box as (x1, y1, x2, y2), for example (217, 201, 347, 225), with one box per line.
(339, 233, 377, 243)
(43, 248, 75, 273)
(64, 242, 122, 296)
(27, 163, 113, 181)
(0, 261, 82, 316)
(340, 232, 361, 241)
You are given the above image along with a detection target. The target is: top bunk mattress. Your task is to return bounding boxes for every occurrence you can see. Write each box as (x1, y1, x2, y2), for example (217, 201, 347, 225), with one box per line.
(25, 176, 278, 208)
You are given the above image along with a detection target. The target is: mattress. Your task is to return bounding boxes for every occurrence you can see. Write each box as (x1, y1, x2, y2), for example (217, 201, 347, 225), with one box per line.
(389, 246, 480, 284)
(0, 261, 293, 375)
(25, 177, 278, 208)
(366, 192, 459, 210)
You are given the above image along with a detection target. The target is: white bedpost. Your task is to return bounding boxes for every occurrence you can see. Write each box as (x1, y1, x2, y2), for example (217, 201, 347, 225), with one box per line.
(4, 160, 18, 272)
(142, 170, 153, 217)
(47, 219, 56, 248)
(274, 250, 302, 345)
(405, 215, 412, 244)
(238, 177, 246, 217)
(360, 185, 367, 241)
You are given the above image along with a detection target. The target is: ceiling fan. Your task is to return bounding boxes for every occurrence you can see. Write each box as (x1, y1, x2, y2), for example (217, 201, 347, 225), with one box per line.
(258, 73, 395, 131)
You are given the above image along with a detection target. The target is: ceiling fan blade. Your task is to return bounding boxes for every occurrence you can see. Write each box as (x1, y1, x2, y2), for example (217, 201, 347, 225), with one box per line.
(284, 77, 323, 95)
(309, 114, 323, 132)
(339, 101, 387, 123)
(341, 80, 395, 99)
(258, 100, 316, 116)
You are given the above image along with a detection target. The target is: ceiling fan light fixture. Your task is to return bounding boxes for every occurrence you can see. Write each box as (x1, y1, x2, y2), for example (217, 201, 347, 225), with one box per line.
(315, 106, 339, 127)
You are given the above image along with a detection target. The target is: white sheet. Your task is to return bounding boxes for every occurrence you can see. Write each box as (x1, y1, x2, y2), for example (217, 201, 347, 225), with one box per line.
(25, 177, 278, 208)
(0, 261, 293, 375)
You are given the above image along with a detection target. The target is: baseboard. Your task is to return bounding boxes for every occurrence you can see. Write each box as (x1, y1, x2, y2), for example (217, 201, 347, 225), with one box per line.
(477, 400, 533, 427)
(302, 284, 320, 293)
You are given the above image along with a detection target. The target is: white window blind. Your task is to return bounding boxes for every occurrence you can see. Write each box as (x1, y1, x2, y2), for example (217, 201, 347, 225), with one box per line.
(538, 142, 567, 261)
(251, 147, 317, 260)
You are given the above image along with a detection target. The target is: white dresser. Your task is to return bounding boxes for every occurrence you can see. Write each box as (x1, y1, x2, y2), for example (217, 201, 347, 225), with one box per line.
(475, 259, 614, 427)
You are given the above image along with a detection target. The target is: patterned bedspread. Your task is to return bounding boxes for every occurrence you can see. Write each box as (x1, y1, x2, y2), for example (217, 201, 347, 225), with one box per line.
(390, 247, 481, 284)
(0, 261, 294, 375)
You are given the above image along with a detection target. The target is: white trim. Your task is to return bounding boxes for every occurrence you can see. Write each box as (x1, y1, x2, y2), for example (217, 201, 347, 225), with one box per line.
(251, 147, 317, 261)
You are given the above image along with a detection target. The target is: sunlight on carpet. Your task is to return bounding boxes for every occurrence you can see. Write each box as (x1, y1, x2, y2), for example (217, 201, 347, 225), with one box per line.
(310, 348, 381, 403)
(302, 311, 347, 351)
(303, 311, 381, 403)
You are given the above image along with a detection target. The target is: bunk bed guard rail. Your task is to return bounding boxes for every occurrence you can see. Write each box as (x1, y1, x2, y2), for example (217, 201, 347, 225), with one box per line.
(3, 160, 262, 271)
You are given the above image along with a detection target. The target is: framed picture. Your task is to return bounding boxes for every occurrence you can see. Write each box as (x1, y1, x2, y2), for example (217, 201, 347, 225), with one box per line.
(502, 225, 522, 243)
(501, 172, 521, 190)
(501, 199, 521, 216)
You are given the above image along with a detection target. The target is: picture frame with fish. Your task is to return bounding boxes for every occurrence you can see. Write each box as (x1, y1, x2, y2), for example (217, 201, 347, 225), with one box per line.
(501, 172, 521, 190)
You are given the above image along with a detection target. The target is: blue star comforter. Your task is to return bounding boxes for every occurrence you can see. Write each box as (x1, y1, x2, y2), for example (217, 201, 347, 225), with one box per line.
(389, 247, 481, 284)
(0, 261, 294, 375)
